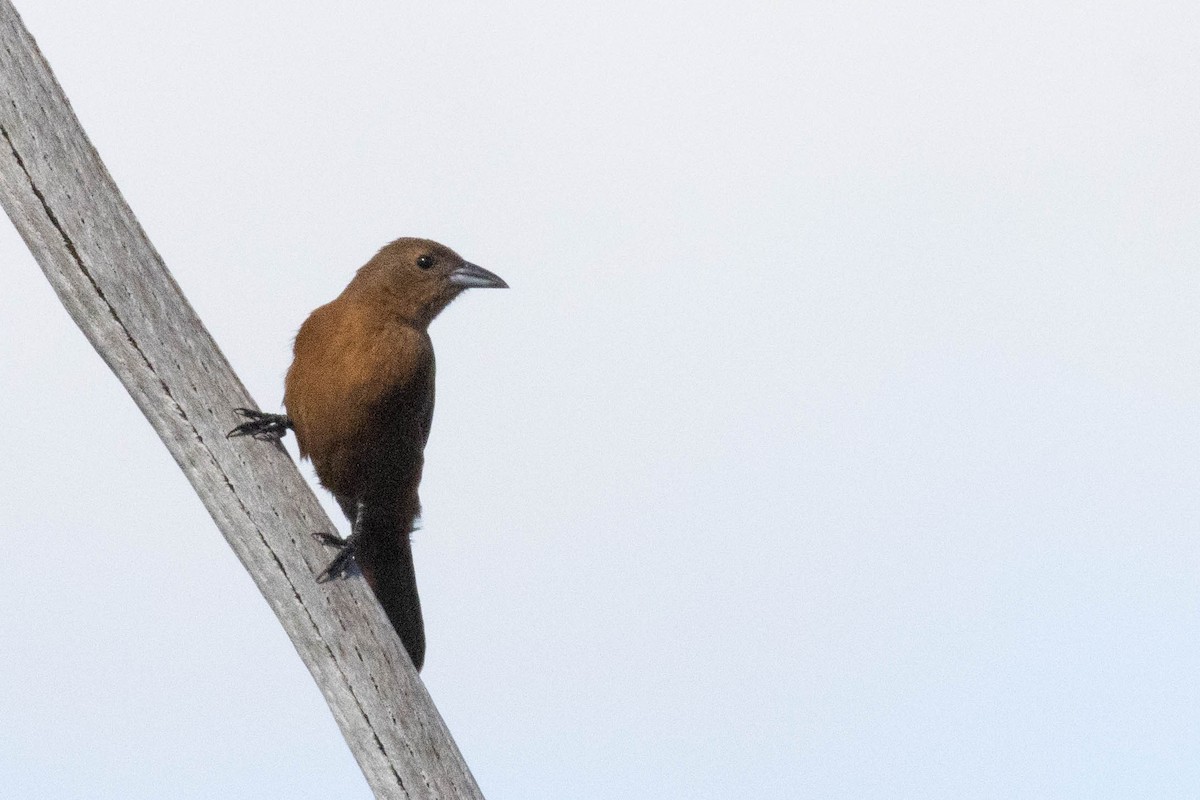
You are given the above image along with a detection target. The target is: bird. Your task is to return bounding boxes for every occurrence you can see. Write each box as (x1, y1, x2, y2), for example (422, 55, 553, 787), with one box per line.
(228, 237, 507, 671)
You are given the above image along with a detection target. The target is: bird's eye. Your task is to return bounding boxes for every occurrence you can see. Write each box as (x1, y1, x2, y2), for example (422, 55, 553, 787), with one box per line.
(417, 255, 434, 270)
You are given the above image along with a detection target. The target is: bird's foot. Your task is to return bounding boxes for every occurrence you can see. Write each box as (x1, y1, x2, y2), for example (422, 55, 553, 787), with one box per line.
(312, 531, 358, 583)
(227, 408, 293, 441)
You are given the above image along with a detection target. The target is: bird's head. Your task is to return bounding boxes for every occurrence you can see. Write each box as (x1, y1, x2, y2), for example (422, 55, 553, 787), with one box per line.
(347, 237, 508, 325)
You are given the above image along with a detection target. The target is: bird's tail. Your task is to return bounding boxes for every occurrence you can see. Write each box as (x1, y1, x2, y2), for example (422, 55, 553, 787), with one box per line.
(355, 509, 426, 672)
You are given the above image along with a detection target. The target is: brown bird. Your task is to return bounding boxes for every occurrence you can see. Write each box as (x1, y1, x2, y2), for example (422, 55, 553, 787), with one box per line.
(229, 237, 507, 671)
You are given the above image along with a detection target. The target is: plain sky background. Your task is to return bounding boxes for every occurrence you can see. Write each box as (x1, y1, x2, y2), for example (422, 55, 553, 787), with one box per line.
(1, 1, 1198, 797)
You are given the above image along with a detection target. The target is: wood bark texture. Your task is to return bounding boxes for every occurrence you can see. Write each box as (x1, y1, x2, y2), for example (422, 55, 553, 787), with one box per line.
(0, 3, 484, 798)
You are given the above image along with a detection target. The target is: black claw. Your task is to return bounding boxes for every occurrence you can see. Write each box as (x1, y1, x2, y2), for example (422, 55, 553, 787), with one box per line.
(311, 531, 345, 547)
(227, 408, 293, 441)
(313, 532, 358, 583)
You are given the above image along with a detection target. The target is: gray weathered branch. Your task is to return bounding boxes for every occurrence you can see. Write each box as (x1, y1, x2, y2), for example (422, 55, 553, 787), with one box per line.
(0, 3, 483, 797)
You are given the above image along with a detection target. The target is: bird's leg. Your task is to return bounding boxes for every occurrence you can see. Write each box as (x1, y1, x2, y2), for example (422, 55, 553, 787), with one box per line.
(313, 536, 357, 583)
(312, 500, 364, 583)
(227, 408, 294, 441)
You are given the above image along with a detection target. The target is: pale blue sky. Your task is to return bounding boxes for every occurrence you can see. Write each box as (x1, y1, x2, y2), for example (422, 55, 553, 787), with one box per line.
(1, 1, 1198, 797)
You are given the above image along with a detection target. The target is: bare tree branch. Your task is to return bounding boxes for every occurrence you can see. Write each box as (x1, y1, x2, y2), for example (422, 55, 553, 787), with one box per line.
(0, 3, 484, 797)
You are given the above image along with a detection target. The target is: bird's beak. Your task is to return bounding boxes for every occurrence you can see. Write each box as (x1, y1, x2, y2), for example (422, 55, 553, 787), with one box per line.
(448, 262, 509, 289)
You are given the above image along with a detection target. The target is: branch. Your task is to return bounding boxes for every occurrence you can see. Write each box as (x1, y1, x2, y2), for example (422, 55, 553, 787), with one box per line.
(0, 3, 484, 797)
